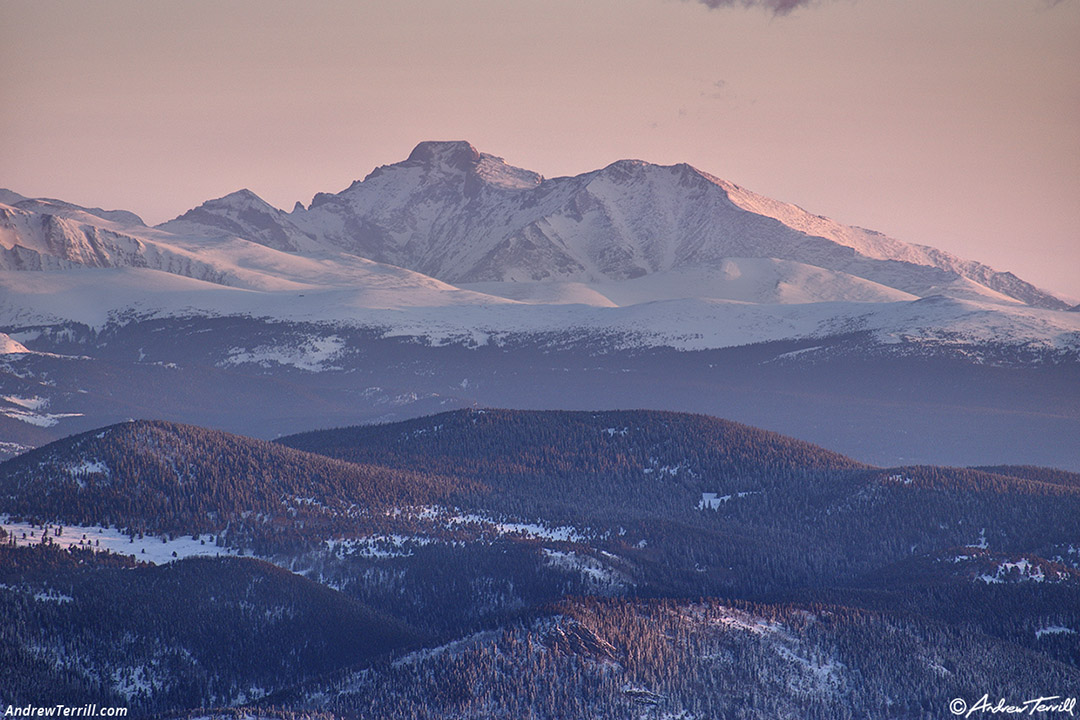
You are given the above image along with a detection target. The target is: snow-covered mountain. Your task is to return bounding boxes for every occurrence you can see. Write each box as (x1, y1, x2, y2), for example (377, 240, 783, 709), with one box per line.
(163, 140, 1067, 309)
(1, 141, 1076, 353)
(4, 149, 1080, 719)
(1, 143, 1079, 468)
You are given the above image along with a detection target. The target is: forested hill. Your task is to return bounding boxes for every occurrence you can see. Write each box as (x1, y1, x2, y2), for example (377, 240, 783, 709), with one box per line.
(277, 408, 871, 524)
(298, 596, 1080, 720)
(277, 408, 1080, 596)
(2, 411, 1080, 716)
(0, 547, 418, 713)
(278, 407, 866, 479)
(972, 464, 1080, 489)
(0, 420, 478, 539)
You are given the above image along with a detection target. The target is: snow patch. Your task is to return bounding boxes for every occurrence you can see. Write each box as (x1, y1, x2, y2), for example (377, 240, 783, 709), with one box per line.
(1035, 625, 1077, 639)
(448, 513, 587, 542)
(222, 335, 346, 372)
(967, 528, 989, 550)
(0, 440, 32, 458)
(0, 394, 83, 427)
(111, 665, 159, 702)
(543, 549, 626, 588)
(0, 333, 31, 354)
(0, 516, 243, 564)
(975, 557, 1060, 584)
(644, 460, 692, 477)
(325, 534, 433, 558)
(33, 590, 73, 603)
(2, 395, 48, 411)
(709, 607, 782, 636)
(64, 459, 110, 478)
(0, 408, 83, 428)
(699, 491, 760, 509)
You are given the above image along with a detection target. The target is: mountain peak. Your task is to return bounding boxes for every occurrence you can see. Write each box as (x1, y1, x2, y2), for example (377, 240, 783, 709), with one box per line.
(354, 141, 540, 192)
(406, 141, 482, 170)
(0, 188, 29, 206)
(157, 187, 312, 251)
(213, 188, 271, 207)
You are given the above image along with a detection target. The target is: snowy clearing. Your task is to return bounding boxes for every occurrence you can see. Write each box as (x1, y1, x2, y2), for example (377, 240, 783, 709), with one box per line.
(1, 516, 244, 564)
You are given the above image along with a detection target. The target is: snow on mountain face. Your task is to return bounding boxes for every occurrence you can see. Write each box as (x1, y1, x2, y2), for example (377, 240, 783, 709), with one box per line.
(2, 141, 1065, 310)
(0, 192, 519, 310)
(0, 333, 30, 354)
(0, 141, 1075, 357)
(159, 189, 317, 253)
(156, 141, 1060, 309)
(464, 259, 921, 307)
(285, 141, 555, 282)
(0, 199, 236, 285)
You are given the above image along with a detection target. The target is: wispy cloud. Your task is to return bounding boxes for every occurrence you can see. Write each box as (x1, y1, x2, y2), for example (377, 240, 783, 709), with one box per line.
(691, 0, 816, 16)
(691, 0, 1069, 15)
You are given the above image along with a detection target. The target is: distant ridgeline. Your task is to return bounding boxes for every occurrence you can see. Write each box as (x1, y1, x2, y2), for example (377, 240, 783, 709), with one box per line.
(0, 408, 1078, 717)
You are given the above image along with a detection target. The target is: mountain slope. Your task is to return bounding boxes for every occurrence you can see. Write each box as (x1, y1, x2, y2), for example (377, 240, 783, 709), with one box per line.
(0, 192, 521, 306)
(169, 141, 1062, 309)
(0, 546, 418, 713)
(0, 141, 1074, 351)
(0, 197, 234, 282)
(278, 407, 865, 483)
(8, 143, 1057, 310)
(295, 597, 1080, 720)
(0, 420, 478, 545)
(4, 411, 1080, 717)
(161, 189, 318, 253)
(279, 408, 1080, 594)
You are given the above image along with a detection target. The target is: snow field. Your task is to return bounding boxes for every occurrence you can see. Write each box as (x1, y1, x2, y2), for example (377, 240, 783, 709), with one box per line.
(0, 516, 243, 564)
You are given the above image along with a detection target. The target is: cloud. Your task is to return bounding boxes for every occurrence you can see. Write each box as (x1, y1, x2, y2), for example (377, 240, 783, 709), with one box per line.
(702, 79, 727, 100)
(692, 0, 1068, 15)
(692, 0, 816, 15)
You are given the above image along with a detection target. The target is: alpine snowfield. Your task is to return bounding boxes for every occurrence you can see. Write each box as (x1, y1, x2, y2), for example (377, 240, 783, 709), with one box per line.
(1, 141, 1077, 354)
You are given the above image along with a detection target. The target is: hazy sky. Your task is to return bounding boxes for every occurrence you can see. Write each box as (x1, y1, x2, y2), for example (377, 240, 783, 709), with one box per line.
(2, 0, 1078, 298)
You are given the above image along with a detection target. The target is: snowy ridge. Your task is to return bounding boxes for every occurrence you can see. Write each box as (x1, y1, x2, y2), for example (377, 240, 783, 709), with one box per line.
(3, 141, 1067, 305)
(0, 333, 30, 354)
(0, 141, 1076, 360)
(160, 189, 319, 253)
(272, 144, 1065, 308)
(1, 267, 1077, 358)
(0, 199, 236, 284)
(0, 394, 83, 427)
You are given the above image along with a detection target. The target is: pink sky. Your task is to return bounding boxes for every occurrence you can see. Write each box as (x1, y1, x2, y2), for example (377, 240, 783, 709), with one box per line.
(2, 0, 1078, 299)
